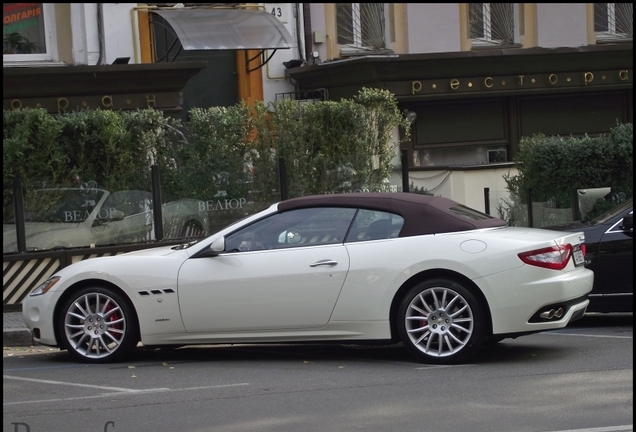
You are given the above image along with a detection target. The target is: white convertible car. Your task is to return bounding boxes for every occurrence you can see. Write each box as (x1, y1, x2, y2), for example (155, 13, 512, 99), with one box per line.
(22, 193, 593, 364)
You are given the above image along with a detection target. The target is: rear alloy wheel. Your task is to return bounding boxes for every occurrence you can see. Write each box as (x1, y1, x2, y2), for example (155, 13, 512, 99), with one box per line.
(397, 278, 487, 364)
(58, 286, 138, 363)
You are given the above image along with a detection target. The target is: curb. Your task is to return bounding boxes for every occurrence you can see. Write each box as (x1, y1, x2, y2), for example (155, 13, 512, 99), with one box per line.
(3, 328, 35, 347)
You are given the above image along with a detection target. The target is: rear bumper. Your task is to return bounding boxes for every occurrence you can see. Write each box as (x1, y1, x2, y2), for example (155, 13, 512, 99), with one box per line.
(480, 265, 594, 334)
(492, 298, 589, 339)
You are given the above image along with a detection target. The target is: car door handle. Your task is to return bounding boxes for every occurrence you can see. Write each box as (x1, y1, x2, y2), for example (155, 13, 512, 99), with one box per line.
(310, 260, 338, 267)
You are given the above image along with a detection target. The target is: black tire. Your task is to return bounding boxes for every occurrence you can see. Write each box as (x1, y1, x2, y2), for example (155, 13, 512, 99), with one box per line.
(397, 278, 487, 364)
(57, 286, 139, 363)
(180, 220, 205, 238)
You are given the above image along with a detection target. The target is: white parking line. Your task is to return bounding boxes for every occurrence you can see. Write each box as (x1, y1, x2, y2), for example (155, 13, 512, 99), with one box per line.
(542, 425, 633, 432)
(2, 376, 250, 406)
(3, 391, 167, 406)
(3, 374, 156, 392)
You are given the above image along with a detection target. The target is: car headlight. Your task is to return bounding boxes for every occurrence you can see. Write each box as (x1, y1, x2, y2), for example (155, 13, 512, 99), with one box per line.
(30, 276, 61, 296)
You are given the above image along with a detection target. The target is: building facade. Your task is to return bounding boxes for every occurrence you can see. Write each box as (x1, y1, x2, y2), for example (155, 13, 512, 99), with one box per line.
(3, 3, 633, 210)
(286, 3, 633, 209)
(3, 3, 301, 115)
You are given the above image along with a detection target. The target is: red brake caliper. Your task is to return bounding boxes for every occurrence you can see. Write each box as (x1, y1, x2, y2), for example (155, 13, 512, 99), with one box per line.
(105, 303, 121, 332)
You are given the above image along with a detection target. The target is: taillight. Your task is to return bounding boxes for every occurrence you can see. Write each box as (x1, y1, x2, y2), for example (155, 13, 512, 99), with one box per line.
(518, 244, 573, 270)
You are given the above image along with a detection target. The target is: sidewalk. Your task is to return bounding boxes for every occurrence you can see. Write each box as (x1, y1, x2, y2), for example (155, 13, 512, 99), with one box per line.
(3, 311, 36, 347)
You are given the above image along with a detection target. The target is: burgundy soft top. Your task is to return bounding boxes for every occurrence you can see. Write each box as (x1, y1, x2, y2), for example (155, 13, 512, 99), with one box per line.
(278, 193, 506, 237)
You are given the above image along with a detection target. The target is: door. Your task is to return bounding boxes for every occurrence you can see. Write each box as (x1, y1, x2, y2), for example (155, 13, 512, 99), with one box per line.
(151, 13, 239, 122)
(177, 207, 357, 332)
(178, 245, 350, 332)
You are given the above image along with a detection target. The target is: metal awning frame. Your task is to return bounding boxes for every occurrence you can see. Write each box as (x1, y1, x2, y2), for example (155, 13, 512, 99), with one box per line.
(148, 6, 294, 72)
(150, 19, 182, 63)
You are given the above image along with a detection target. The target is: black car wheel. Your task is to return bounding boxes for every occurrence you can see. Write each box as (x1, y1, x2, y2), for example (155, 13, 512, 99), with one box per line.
(397, 278, 487, 364)
(57, 286, 139, 363)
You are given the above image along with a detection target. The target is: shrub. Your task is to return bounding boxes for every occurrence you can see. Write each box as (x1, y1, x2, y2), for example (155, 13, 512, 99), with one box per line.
(3, 108, 64, 186)
(259, 87, 410, 198)
(503, 122, 633, 222)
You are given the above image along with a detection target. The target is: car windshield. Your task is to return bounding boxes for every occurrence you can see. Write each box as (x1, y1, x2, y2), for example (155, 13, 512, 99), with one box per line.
(588, 197, 633, 225)
(17, 189, 106, 223)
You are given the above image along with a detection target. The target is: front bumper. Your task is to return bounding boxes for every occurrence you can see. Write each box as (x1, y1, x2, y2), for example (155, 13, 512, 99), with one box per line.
(22, 290, 63, 347)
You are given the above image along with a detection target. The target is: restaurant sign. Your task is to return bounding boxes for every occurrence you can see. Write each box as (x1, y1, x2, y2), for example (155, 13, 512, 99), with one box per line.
(386, 69, 632, 97)
(5, 92, 182, 113)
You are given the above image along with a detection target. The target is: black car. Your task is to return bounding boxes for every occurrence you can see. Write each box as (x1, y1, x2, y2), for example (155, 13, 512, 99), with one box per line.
(547, 198, 633, 313)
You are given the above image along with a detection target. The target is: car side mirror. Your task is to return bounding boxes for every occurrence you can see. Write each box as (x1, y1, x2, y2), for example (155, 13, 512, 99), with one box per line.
(202, 236, 226, 257)
(191, 236, 226, 258)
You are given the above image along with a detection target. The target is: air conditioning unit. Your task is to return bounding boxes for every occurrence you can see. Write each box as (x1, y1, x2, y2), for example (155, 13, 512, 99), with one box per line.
(487, 149, 507, 163)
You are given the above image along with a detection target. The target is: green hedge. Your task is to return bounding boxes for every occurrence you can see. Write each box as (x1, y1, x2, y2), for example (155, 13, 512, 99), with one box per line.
(3, 108, 174, 191)
(3, 88, 410, 210)
(504, 122, 633, 220)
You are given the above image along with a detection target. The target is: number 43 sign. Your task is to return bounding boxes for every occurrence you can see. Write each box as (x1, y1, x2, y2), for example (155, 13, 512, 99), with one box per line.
(265, 3, 288, 24)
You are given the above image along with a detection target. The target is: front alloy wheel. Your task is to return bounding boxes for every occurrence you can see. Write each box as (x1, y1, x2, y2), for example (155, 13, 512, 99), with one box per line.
(58, 287, 138, 363)
(398, 279, 487, 364)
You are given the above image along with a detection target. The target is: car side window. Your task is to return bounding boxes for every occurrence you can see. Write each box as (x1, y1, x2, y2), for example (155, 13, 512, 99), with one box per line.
(225, 207, 356, 252)
(345, 210, 404, 242)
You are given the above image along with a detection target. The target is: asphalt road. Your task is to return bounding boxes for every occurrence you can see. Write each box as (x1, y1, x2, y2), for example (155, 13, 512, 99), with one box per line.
(3, 313, 632, 432)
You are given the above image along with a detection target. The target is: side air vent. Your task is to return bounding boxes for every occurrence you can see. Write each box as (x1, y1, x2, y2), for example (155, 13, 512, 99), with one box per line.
(138, 289, 175, 296)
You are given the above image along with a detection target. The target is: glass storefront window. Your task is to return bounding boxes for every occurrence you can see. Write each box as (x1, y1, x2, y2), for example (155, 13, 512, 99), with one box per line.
(3, 3, 46, 54)
(414, 146, 509, 167)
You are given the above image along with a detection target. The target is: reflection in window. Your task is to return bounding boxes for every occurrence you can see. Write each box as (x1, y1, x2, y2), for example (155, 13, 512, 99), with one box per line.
(336, 3, 386, 52)
(22, 189, 106, 223)
(346, 209, 404, 242)
(3, 3, 46, 54)
(225, 207, 356, 252)
(102, 190, 152, 217)
(469, 3, 518, 47)
(594, 3, 633, 41)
